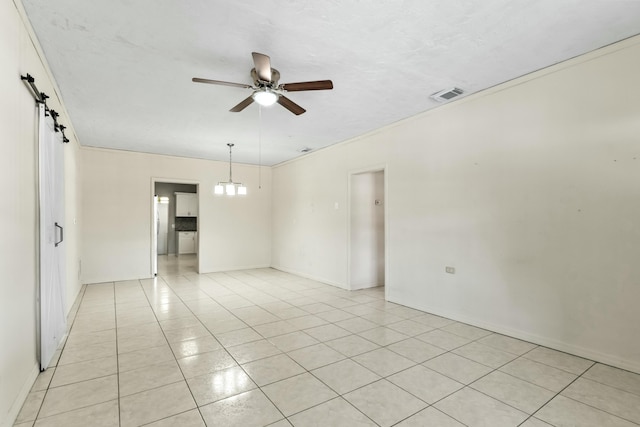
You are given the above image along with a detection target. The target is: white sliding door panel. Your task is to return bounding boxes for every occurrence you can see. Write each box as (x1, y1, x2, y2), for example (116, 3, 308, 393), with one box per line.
(39, 104, 67, 370)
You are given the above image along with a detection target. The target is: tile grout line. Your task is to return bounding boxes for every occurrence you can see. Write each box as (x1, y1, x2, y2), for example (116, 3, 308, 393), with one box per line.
(154, 272, 291, 425)
(328, 320, 565, 425)
(517, 368, 590, 427)
(199, 272, 304, 425)
(37, 273, 360, 423)
(54, 267, 640, 427)
(233, 276, 388, 426)
(233, 277, 430, 425)
(180, 271, 388, 425)
(135, 276, 208, 427)
(249, 289, 409, 425)
(28, 283, 90, 425)
(566, 365, 640, 400)
(344, 322, 549, 426)
(165, 271, 639, 425)
(407, 338, 552, 422)
(212, 297, 299, 424)
(520, 364, 640, 427)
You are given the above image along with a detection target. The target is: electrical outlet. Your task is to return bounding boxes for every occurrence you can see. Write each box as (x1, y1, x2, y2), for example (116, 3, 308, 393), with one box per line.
(445, 266, 455, 274)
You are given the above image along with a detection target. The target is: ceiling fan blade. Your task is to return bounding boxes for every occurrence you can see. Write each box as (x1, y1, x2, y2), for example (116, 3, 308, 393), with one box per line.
(281, 80, 334, 92)
(230, 96, 255, 112)
(252, 52, 272, 82)
(192, 77, 252, 89)
(277, 95, 306, 115)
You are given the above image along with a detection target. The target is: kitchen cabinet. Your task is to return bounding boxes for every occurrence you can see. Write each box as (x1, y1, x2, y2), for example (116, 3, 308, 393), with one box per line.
(178, 231, 197, 254)
(175, 192, 198, 217)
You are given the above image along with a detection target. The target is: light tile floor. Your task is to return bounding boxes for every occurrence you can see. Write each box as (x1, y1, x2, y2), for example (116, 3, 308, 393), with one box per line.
(14, 267, 640, 426)
(156, 254, 198, 276)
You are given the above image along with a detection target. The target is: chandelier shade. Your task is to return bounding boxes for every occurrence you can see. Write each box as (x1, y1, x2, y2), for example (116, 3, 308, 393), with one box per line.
(213, 143, 247, 196)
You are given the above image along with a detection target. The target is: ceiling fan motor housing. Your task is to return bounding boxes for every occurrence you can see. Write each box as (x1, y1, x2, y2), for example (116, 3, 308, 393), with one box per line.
(252, 68, 280, 87)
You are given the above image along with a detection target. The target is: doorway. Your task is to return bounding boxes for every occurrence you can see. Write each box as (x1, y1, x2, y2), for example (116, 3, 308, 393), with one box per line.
(349, 169, 386, 290)
(151, 181, 199, 276)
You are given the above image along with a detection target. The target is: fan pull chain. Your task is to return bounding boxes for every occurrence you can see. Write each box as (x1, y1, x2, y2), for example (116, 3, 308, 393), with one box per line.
(258, 105, 262, 190)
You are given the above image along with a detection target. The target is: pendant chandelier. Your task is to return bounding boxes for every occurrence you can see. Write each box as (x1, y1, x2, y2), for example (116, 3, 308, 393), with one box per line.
(213, 143, 247, 196)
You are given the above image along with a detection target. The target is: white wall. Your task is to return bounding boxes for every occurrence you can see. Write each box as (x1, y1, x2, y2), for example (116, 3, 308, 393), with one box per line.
(81, 148, 271, 283)
(272, 155, 351, 286)
(0, 1, 82, 425)
(350, 171, 385, 289)
(272, 36, 640, 373)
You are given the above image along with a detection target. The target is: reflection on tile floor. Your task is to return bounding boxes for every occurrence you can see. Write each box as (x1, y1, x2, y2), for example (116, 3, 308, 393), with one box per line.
(15, 266, 640, 426)
(157, 254, 198, 276)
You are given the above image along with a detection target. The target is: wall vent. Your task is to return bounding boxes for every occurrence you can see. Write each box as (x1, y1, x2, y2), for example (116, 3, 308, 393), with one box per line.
(430, 87, 464, 102)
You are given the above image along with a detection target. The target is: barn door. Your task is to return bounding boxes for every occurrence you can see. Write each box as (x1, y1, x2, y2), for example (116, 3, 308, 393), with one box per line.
(39, 104, 67, 370)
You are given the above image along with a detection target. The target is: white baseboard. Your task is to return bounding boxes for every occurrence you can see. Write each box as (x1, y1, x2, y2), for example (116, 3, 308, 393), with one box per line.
(2, 362, 40, 427)
(271, 265, 347, 290)
(200, 264, 272, 274)
(351, 282, 383, 291)
(388, 295, 640, 375)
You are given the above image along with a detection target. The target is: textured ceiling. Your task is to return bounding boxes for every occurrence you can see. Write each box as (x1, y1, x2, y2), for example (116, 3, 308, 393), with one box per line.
(21, 0, 640, 166)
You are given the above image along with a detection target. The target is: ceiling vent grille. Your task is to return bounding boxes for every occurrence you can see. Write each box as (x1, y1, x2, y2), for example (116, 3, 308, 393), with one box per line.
(430, 87, 464, 102)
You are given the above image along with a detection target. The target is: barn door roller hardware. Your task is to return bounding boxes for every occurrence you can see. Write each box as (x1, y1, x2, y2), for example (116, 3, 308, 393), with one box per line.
(21, 73, 70, 143)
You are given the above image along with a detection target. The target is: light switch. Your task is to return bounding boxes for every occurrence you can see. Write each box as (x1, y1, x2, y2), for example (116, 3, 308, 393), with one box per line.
(334, 202, 339, 210)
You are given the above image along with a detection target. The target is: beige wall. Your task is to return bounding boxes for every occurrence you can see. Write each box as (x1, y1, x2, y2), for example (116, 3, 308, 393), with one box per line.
(81, 148, 271, 284)
(1, 1, 82, 425)
(272, 36, 640, 372)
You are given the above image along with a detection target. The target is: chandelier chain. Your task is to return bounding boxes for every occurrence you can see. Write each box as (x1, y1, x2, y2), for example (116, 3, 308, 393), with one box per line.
(227, 143, 234, 182)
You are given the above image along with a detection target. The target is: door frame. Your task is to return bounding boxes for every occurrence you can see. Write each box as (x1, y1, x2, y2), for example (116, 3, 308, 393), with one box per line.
(150, 177, 201, 276)
(347, 164, 388, 298)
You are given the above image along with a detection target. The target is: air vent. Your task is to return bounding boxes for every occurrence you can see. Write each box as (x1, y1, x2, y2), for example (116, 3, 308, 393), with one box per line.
(430, 87, 464, 102)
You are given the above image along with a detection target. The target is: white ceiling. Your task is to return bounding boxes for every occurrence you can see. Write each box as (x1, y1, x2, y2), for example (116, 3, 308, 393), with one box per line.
(21, 0, 640, 166)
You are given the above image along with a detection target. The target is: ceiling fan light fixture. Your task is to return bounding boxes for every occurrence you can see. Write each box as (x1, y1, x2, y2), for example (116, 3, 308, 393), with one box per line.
(252, 90, 278, 107)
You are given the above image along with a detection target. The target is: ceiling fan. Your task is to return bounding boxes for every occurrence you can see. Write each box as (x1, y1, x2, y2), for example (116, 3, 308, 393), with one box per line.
(192, 52, 333, 115)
